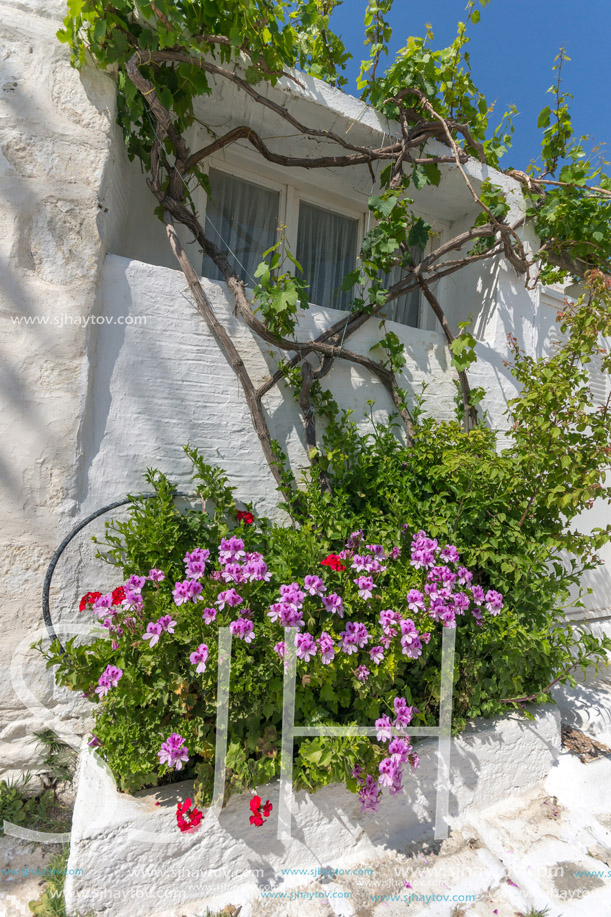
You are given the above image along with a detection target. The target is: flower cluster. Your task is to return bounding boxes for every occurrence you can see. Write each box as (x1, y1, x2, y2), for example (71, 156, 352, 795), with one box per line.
(249, 795, 272, 826)
(229, 616, 255, 643)
(320, 553, 346, 572)
(236, 510, 254, 525)
(295, 631, 317, 661)
(353, 697, 421, 812)
(158, 733, 189, 771)
(352, 765, 381, 813)
(143, 614, 176, 647)
(407, 531, 504, 628)
(268, 582, 306, 629)
(75, 523, 505, 810)
(216, 536, 271, 585)
(79, 591, 101, 612)
(189, 643, 209, 673)
(95, 664, 123, 697)
(80, 569, 166, 619)
(176, 798, 204, 833)
(173, 579, 203, 605)
(184, 548, 210, 578)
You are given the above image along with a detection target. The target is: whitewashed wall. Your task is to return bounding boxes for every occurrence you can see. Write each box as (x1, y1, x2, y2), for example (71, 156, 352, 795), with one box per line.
(0, 3, 609, 782)
(0, 0, 119, 779)
(83, 255, 457, 519)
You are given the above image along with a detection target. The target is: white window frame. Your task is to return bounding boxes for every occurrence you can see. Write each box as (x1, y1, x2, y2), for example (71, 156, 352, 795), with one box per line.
(195, 142, 449, 332)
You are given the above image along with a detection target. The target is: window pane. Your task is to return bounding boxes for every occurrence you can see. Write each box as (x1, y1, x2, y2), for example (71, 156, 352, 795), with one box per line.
(296, 202, 358, 310)
(202, 169, 279, 286)
(379, 248, 422, 327)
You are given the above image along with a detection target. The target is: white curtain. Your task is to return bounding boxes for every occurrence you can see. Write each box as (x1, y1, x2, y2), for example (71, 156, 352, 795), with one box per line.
(380, 247, 422, 327)
(296, 201, 358, 310)
(202, 169, 279, 286)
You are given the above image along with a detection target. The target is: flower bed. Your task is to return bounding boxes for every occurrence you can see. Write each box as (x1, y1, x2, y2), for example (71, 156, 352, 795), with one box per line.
(45, 475, 505, 819)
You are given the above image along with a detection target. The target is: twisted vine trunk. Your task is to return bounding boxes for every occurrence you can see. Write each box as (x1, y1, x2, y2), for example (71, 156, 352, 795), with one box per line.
(122, 48, 533, 500)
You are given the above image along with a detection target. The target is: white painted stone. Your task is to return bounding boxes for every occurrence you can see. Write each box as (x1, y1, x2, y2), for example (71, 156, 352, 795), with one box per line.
(551, 621, 611, 744)
(0, 0, 117, 777)
(0, 0, 608, 786)
(63, 705, 560, 917)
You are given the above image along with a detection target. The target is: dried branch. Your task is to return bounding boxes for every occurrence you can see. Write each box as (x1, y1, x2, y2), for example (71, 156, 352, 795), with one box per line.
(298, 360, 332, 492)
(144, 49, 388, 156)
(184, 126, 400, 173)
(162, 212, 284, 488)
(393, 87, 530, 280)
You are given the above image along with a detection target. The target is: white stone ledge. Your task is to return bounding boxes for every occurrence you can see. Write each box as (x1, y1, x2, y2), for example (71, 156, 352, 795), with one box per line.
(64, 705, 560, 916)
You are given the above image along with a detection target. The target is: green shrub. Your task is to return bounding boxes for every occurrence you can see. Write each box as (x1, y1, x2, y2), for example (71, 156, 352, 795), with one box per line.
(41, 279, 611, 808)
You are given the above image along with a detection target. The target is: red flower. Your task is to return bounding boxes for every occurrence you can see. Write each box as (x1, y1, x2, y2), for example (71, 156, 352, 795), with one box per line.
(79, 591, 101, 612)
(176, 798, 204, 834)
(111, 586, 126, 605)
(249, 795, 273, 826)
(320, 554, 346, 572)
(237, 510, 255, 525)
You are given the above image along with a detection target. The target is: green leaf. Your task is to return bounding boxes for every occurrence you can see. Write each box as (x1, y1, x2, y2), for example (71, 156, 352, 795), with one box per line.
(537, 106, 552, 129)
(93, 18, 107, 42)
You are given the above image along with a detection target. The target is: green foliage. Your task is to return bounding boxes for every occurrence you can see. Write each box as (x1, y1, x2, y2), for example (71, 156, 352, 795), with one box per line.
(526, 50, 611, 282)
(0, 777, 68, 838)
(57, 0, 350, 165)
(42, 281, 611, 805)
(0, 774, 39, 835)
(468, 180, 510, 255)
(357, 0, 395, 89)
(45, 462, 450, 803)
(253, 240, 310, 337)
(33, 729, 77, 789)
(0, 732, 75, 838)
(371, 328, 406, 373)
(28, 848, 70, 917)
(57, 0, 611, 309)
(449, 319, 478, 374)
(362, 4, 502, 165)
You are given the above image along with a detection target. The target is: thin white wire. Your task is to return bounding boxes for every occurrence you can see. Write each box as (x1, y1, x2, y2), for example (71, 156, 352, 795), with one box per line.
(146, 110, 259, 286)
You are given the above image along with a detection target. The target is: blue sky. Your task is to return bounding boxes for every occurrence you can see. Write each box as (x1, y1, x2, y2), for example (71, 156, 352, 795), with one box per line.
(329, 0, 610, 171)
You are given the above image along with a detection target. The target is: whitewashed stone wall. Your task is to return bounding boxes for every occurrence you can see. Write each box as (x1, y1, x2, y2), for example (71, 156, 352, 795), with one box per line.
(0, 0, 118, 779)
(0, 0, 608, 783)
(64, 706, 561, 917)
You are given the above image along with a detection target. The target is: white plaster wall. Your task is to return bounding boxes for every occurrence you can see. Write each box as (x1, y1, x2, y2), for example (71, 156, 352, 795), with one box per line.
(81, 255, 456, 521)
(0, 0, 118, 779)
(64, 706, 561, 917)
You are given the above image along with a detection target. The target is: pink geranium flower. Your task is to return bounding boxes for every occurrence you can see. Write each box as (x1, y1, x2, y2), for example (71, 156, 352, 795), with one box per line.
(95, 664, 123, 697)
(189, 643, 209, 674)
(353, 576, 375, 600)
(142, 621, 163, 647)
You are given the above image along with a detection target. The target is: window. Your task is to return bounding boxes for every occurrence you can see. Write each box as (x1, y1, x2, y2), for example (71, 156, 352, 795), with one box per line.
(202, 169, 279, 286)
(379, 248, 423, 328)
(199, 163, 434, 330)
(296, 201, 358, 310)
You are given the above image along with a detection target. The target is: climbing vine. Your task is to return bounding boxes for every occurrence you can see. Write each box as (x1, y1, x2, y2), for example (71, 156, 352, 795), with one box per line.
(57, 0, 611, 490)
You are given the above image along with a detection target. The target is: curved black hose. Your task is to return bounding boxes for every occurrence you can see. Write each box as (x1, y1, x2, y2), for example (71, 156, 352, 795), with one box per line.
(42, 492, 192, 654)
